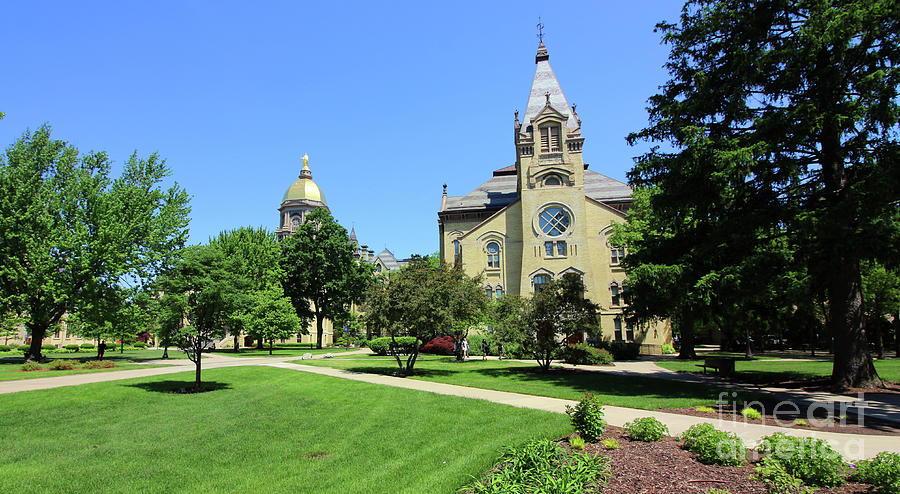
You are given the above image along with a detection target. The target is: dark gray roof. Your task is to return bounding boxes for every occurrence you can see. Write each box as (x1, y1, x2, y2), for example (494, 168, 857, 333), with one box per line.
(522, 44, 579, 133)
(376, 249, 402, 271)
(442, 169, 631, 213)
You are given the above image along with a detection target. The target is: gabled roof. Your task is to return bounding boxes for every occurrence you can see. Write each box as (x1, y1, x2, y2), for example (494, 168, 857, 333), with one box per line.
(376, 249, 402, 271)
(522, 42, 578, 133)
(441, 167, 631, 213)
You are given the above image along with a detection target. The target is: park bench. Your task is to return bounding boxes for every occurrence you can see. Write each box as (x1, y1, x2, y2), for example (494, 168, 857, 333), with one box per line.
(698, 357, 736, 377)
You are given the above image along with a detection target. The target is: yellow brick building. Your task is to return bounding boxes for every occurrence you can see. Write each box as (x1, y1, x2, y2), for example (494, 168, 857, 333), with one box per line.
(438, 42, 671, 354)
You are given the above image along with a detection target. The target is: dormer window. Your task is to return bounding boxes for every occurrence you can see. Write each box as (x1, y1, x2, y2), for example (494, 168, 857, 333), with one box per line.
(540, 125, 561, 153)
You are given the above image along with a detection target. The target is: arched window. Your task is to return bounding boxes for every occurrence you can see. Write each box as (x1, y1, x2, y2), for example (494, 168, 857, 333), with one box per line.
(533, 274, 551, 293)
(486, 241, 500, 268)
(453, 239, 461, 264)
(485, 286, 493, 299)
(495, 286, 503, 298)
(544, 175, 561, 186)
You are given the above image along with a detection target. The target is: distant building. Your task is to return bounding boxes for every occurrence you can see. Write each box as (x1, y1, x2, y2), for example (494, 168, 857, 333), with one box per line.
(438, 42, 671, 353)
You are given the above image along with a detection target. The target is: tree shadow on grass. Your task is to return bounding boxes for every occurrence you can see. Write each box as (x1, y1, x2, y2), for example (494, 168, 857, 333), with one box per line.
(125, 380, 232, 394)
(339, 365, 456, 378)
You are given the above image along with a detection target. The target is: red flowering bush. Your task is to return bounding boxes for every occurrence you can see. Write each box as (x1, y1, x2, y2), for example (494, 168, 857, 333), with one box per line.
(420, 336, 455, 355)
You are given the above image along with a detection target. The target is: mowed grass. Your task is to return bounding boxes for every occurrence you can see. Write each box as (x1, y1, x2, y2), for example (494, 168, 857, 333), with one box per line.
(655, 358, 900, 383)
(0, 366, 571, 494)
(1, 348, 192, 361)
(0, 361, 164, 382)
(210, 347, 356, 357)
(297, 356, 758, 410)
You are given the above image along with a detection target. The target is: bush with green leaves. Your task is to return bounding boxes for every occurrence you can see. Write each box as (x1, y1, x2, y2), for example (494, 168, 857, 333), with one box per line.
(741, 407, 762, 420)
(47, 359, 78, 370)
(17, 345, 31, 352)
(82, 360, 116, 369)
(367, 337, 419, 356)
(599, 341, 641, 360)
(80, 343, 95, 349)
(625, 417, 669, 442)
(661, 343, 676, 355)
(757, 433, 847, 488)
(565, 393, 606, 442)
(850, 452, 900, 493)
(64, 344, 80, 352)
(41, 344, 56, 351)
(601, 438, 620, 450)
(0, 345, 12, 352)
(754, 456, 816, 494)
(569, 435, 585, 451)
(695, 406, 717, 413)
(134, 341, 148, 348)
(21, 361, 43, 371)
(681, 423, 746, 466)
(466, 439, 611, 494)
(564, 343, 614, 365)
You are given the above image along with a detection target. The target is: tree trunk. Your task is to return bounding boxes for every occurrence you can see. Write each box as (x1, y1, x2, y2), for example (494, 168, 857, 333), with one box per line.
(269, 340, 273, 355)
(873, 320, 885, 361)
(316, 312, 324, 349)
(162, 345, 169, 359)
(677, 309, 697, 359)
(893, 316, 899, 358)
(233, 333, 240, 353)
(829, 257, 881, 390)
(194, 349, 202, 393)
(24, 321, 49, 362)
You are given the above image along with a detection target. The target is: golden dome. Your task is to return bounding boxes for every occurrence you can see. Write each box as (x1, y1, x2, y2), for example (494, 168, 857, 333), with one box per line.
(282, 154, 327, 204)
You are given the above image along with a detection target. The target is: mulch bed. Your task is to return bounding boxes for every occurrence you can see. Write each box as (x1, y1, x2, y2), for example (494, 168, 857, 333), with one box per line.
(657, 404, 900, 436)
(582, 426, 871, 493)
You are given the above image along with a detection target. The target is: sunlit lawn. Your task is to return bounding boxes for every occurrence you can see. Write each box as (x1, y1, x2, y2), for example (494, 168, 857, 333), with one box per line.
(210, 347, 356, 357)
(296, 355, 759, 410)
(655, 358, 900, 384)
(0, 366, 570, 494)
(0, 349, 185, 382)
(0, 361, 165, 382)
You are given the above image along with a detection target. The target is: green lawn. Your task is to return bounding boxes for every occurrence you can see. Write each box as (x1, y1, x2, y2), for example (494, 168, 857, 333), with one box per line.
(296, 355, 759, 410)
(654, 358, 900, 383)
(1, 348, 191, 361)
(0, 361, 165, 382)
(209, 347, 356, 357)
(0, 366, 570, 494)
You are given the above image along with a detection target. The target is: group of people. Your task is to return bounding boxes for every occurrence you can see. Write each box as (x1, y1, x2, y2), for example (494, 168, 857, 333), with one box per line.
(454, 336, 503, 361)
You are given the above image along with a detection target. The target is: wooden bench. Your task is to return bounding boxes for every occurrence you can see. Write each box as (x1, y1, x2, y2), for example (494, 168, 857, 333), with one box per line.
(697, 357, 736, 377)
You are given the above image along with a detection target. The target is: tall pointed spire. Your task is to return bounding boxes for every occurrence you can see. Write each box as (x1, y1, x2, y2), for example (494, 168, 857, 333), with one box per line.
(522, 41, 577, 132)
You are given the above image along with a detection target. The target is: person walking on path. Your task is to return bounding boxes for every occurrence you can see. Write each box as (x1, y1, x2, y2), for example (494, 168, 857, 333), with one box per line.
(98, 341, 107, 360)
(481, 339, 488, 360)
(497, 342, 503, 360)
(462, 337, 469, 360)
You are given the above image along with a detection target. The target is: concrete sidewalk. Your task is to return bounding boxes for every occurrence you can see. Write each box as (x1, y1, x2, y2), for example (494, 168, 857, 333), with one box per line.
(269, 361, 898, 460)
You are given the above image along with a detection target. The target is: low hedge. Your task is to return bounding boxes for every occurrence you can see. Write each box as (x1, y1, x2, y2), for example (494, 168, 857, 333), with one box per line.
(0, 345, 12, 352)
(599, 341, 641, 361)
(64, 344, 81, 352)
(368, 337, 420, 356)
(82, 360, 116, 369)
(41, 344, 57, 351)
(564, 343, 614, 365)
(134, 342, 148, 349)
(18, 345, 31, 351)
(21, 361, 43, 371)
(48, 359, 78, 370)
(80, 343, 95, 349)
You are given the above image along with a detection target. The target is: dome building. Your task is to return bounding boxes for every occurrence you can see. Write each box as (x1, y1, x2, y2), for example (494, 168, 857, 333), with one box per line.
(276, 153, 328, 240)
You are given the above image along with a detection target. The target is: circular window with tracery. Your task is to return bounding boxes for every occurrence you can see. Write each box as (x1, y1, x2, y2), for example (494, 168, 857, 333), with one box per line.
(538, 206, 572, 236)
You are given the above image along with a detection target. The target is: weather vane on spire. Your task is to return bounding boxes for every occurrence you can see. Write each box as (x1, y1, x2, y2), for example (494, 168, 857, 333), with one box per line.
(537, 18, 545, 43)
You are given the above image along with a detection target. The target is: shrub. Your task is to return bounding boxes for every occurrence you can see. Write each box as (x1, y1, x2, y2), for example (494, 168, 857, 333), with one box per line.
(18, 345, 31, 352)
(367, 337, 419, 356)
(467, 439, 611, 493)
(565, 393, 606, 442)
(599, 341, 641, 360)
(48, 359, 78, 370)
(851, 452, 900, 493)
(420, 336, 455, 355)
(134, 341, 148, 349)
(741, 407, 762, 420)
(80, 343, 95, 349)
(564, 343, 614, 365)
(0, 345, 12, 352)
(757, 433, 847, 487)
(42, 344, 57, 351)
(601, 438, 620, 450)
(569, 435, 585, 450)
(82, 360, 116, 369)
(661, 343, 676, 355)
(681, 423, 746, 466)
(794, 419, 808, 427)
(696, 406, 717, 413)
(21, 361, 43, 371)
(625, 417, 669, 442)
(753, 456, 816, 494)
(64, 344, 80, 352)
(706, 490, 734, 494)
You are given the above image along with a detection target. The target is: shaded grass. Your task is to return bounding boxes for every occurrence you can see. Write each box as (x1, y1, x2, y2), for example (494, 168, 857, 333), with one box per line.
(0, 366, 570, 494)
(655, 358, 900, 384)
(297, 356, 761, 410)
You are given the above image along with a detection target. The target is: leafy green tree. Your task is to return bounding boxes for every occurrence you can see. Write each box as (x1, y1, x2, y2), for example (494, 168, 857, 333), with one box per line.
(625, 1, 900, 388)
(523, 274, 600, 371)
(209, 227, 284, 351)
(363, 255, 486, 375)
(334, 311, 365, 347)
(281, 208, 373, 349)
(0, 309, 24, 345)
(0, 125, 190, 361)
(242, 288, 301, 355)
(156, 245, 243, 392)
(862, 261, 900, 359)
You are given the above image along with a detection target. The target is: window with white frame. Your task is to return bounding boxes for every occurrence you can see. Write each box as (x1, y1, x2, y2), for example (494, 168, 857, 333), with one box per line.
(486, 241, 500, 269)
(610, 246, 626, 264)
(611, 284, 621, 306)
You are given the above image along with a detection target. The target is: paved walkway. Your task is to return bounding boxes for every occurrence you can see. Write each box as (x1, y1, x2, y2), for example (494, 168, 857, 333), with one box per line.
(270, 361, 897, 460)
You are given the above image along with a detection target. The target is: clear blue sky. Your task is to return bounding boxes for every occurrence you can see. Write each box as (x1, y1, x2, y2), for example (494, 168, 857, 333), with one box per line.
(1, 1, 684, 259)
